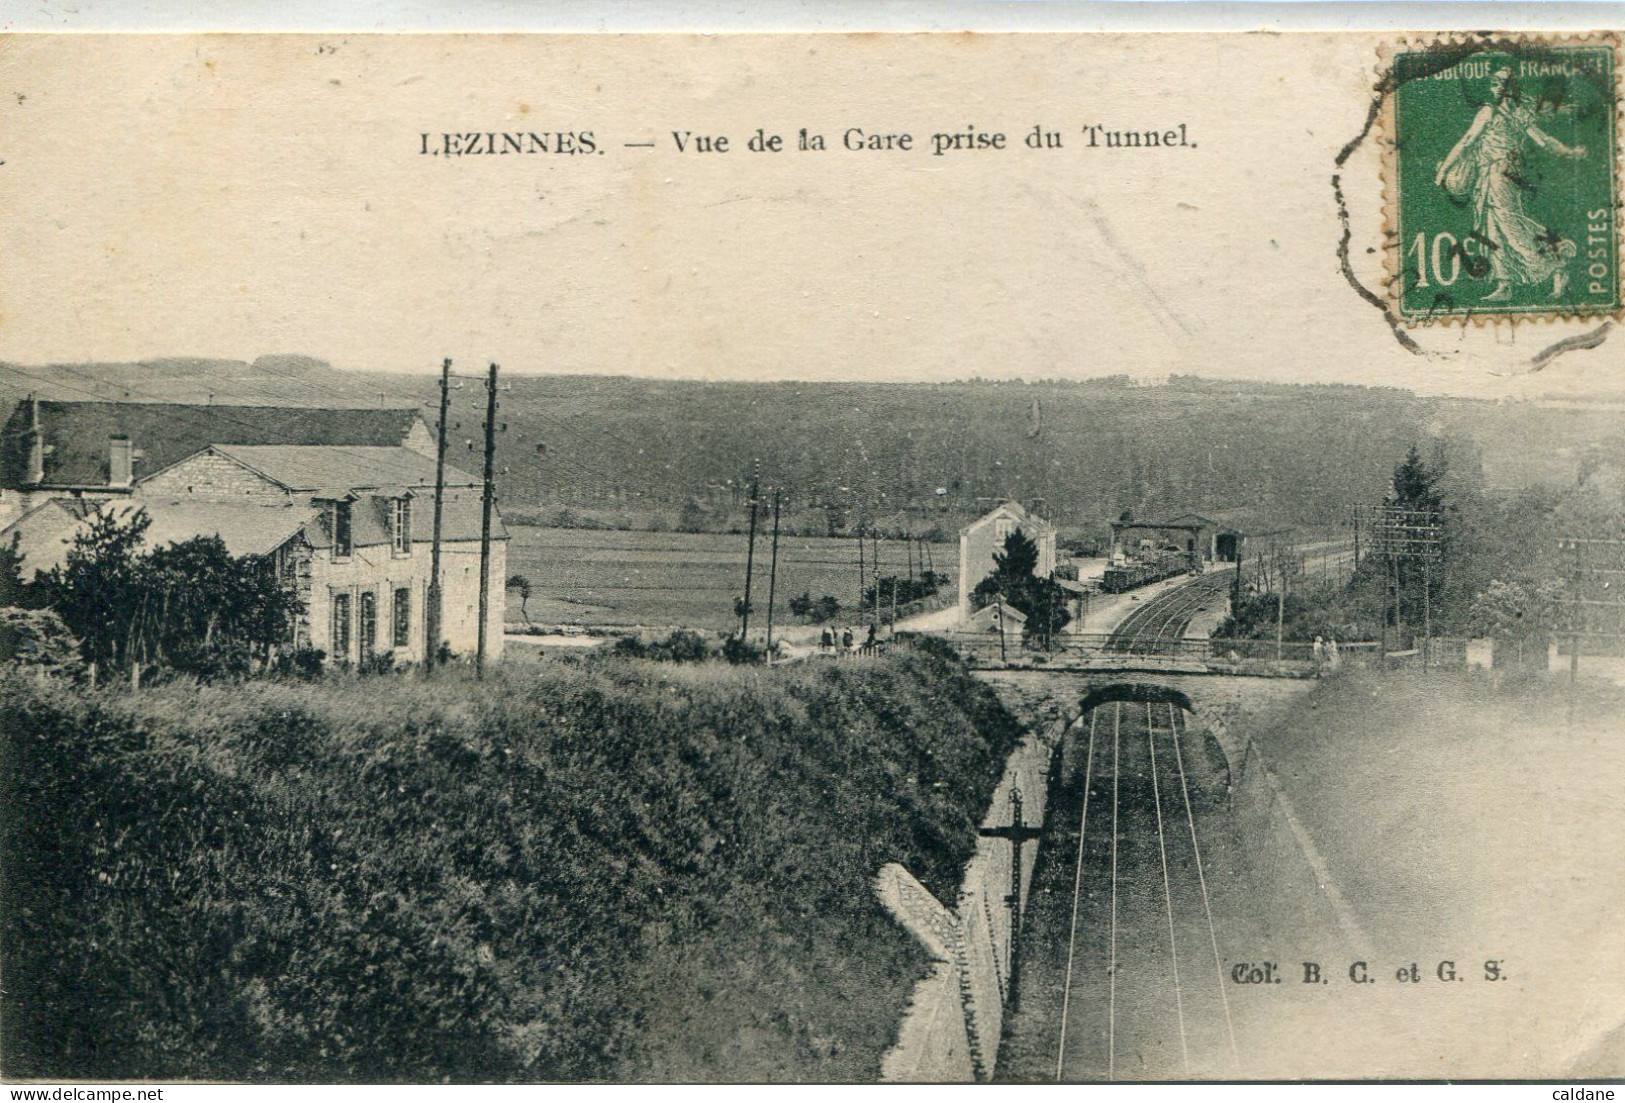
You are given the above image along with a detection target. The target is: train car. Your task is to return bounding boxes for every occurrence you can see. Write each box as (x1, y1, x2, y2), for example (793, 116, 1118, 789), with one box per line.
(1100, 547, 1191, 594)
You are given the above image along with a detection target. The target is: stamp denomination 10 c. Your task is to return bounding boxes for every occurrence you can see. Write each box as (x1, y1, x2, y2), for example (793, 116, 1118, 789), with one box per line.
(1384, 36, 1620, 324)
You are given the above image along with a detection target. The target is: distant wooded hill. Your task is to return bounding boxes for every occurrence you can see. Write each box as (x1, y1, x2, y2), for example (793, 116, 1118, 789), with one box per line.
(5, 357, 1622, 534)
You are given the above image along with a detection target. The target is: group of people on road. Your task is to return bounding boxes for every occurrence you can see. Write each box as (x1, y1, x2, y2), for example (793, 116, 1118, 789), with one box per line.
(1312, 635, 1342, 671)
(820, 624, 880, 655)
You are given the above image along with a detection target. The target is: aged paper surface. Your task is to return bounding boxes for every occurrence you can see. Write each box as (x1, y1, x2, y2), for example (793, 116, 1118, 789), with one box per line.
(1, 31, 1624, 1085)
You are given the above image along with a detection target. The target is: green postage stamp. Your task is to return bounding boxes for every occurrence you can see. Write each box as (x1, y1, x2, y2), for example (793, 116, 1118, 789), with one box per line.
(1383, 36, 1621, 323)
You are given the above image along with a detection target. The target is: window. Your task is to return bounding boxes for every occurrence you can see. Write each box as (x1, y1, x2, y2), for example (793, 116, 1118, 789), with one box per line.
(358, 591, 377, 663)
(995, 520, 1014, 542)
(392, 587, 411, 648)
(331, 592, 352, 658)
(330, 500, 353, 558)
(392, 496, 412, 555)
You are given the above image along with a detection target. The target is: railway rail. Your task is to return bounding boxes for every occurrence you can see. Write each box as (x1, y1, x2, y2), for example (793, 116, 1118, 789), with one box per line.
(1001, 700, 1242, 1081)
(1104, 572, 1233, 656)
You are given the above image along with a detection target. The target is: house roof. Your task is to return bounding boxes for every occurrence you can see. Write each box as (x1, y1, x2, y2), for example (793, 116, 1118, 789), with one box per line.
(302, 488, 507, 548)
(1165, 509, 1294, 536)
(965, 600, 1028, 629)
(4, 489, 504, 577)
(194, 445, 479, 494)
(139, 501, 319, 558)
(2, 500, 319, 575)
(961, 499, 1055, 539)
(0, 499, 93, 577)
(1, 399, 428, 489)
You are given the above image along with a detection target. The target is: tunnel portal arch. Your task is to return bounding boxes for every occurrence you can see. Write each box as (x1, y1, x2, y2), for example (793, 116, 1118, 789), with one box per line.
(1076, 682, 1195, 715)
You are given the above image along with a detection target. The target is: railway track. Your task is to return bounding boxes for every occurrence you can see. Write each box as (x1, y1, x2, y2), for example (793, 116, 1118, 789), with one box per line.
(1001, 700, 1242, 1081)
(1104, 572, 1233, 656)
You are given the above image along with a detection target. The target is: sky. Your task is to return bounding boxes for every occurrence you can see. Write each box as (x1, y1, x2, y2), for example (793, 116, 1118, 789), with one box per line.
(1, 31, 1622, 400)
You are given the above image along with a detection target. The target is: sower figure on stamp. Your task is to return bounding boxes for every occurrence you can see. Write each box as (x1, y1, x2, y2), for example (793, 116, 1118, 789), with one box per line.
(1434, 67, 1588, 301)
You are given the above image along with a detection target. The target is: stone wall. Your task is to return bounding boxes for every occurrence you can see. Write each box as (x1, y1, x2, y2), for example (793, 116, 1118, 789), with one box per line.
(878, 670, 1327, 1082)
(304, 538, 505, 664)
(138, 450, 289, 502)
(878, 710, 1074, 1082)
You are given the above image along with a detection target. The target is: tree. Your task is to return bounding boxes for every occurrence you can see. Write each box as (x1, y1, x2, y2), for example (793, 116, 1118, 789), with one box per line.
(1391, 444, 1445, 513)
(970, 528, 1071, 647)
(30, 506, 151, 676)
(0, 532, 24, 608)
(507, 574, 533, 622)
(29, 507, 301, 681)
(992, 527, 1041, 582)
(132, 537, 301, 677)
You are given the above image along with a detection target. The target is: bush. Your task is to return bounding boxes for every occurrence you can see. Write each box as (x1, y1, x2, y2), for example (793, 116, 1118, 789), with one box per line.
(0, 641, 1021, 1082)
(0, 608, 83, 678)
(720, 636, 763, 665)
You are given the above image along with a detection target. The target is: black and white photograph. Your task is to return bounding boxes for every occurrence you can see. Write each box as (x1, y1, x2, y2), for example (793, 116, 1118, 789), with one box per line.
(1, 24, 1623, 1091)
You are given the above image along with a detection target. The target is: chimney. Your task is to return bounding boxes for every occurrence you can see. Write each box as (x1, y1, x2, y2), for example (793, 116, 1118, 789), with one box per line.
(25, 397, 45, 486)
(109, 436, 134, 487)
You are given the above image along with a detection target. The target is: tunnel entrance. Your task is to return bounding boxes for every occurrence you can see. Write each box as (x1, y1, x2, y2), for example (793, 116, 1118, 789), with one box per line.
(1076, 682, 1195, 715)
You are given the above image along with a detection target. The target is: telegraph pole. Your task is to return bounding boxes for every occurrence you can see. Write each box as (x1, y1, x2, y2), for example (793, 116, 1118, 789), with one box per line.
(765, 486, 782, 660)
(858, 521, 866, 619)
(476, 362, 498, 680)
(426, 358, 451, 674)
(871, 527, 881, 635)
(740, 460, 760, 642)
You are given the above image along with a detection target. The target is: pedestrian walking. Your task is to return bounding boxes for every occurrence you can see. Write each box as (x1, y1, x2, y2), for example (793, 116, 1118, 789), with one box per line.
(1327, 636, 1341, 669)
(1313, 635, 1325, 673)
(821, 628, 833, 651)
(841, 627, 854, 650)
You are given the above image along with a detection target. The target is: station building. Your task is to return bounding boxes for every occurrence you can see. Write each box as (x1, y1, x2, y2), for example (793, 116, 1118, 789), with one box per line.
(958, 500, 1056, 622)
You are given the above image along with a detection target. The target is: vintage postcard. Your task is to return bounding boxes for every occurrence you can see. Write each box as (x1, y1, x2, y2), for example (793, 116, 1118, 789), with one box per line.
(2, 29, 1624, 1088)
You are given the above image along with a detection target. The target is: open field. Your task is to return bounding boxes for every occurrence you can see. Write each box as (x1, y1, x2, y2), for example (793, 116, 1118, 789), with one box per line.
(505, 526, 960, 630)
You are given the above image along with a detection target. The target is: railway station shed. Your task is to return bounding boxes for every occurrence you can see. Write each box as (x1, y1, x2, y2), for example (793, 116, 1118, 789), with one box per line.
(1107, 518, 1207, 565)
(1167, 509, 1295, 563)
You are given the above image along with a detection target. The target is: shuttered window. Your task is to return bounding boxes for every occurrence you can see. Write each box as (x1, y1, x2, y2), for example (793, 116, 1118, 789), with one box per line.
(392, 587, 411, 648)
(359, 591, 377, 663)
(331, 501, 353, 558)
(331, 592, 352, 658)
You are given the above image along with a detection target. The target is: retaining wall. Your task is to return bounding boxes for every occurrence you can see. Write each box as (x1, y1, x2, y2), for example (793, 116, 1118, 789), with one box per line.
(877, 711, 1075, 1082)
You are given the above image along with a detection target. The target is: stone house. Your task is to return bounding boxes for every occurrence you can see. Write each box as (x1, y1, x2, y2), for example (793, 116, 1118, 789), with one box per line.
(0, 400, 505, 665)
(0, 397, 434, 527)
(957, 500, 1057, 622)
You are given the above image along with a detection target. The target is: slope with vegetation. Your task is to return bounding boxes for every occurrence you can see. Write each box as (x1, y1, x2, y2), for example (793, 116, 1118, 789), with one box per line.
(1, 640, 1022, 1082)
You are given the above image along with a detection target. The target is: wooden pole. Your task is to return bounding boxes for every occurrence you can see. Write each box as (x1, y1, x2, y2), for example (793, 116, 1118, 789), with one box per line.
(476, 362, 498, 680)
(1380, 553, 1390, 672)
(871, 527, 880, 634)
(1422, 558, 1432, 671)
(740, 460, 760, 641)
(858, 520, 866, 620)
(426, 357, 450, 673)
(765, 486, 781, 658)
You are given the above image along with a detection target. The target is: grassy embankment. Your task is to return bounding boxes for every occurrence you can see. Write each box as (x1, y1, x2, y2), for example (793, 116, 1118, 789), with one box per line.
(1, 642, 1022, 1082)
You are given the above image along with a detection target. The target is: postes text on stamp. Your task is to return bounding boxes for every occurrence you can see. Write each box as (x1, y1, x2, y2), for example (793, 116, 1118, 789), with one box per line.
(1385, 36, 1620, 324)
